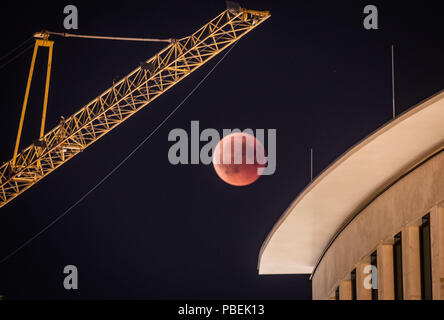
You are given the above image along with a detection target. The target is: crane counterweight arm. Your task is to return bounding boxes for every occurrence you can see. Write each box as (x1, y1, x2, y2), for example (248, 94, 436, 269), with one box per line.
(0, 7, 270, 209)
(39, 31, 174, 43)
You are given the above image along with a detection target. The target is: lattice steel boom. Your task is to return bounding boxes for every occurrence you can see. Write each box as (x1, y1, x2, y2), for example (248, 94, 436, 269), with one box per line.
(0, 7, 270, 208)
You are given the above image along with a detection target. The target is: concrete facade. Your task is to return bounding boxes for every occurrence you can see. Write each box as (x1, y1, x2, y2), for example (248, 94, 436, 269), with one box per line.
(339, 280, 352, 300)
(356, 258, 372, 300)
(431, 205, 444, 299)
(402, 226, 422, 299)
(312, 150, 444, 300)
(259, 91, 444, 276)
(376, 243, 395, 299)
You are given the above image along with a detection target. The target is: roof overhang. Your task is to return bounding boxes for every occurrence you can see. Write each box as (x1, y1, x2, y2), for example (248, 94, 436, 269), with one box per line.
(258, 90, 444, 275)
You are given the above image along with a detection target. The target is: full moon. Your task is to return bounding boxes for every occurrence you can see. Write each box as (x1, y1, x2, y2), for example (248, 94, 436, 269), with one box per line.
(212, 132, 266, 186)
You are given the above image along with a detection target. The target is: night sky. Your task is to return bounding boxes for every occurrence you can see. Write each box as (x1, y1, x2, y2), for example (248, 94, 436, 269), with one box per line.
(0, 0, 443, 299)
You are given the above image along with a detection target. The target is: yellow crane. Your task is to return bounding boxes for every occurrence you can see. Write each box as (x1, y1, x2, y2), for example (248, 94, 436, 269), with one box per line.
(0, 5, 270, 208)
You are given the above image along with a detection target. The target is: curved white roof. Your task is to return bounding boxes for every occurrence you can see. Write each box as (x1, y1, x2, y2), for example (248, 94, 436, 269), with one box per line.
(259, 90, 444, 275)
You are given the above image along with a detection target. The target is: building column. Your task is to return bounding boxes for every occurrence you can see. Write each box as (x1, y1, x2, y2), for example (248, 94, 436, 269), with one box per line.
(377, 243, 395, 300)
(431, 205, 444, 300)
(339, 279, 352, 300)
(356, 258, 372, 300)
(402, 226, 422, 299)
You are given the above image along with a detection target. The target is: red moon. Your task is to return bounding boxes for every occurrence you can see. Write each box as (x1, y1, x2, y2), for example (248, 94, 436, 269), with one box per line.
(212, 132, 266, 186)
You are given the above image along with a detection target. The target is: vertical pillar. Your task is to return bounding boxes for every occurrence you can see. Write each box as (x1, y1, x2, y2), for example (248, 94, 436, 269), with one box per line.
(377, 243, 395, 299)
(431, 205, 444, 299)
(402, 226, 422, 299)
(339, 280, 352, 300)
(356, 257, 372, 300)
(12, 41, 39, 168)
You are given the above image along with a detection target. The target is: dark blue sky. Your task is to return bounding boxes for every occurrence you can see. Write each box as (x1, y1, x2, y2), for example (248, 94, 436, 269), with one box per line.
(0, 0, 443, 299)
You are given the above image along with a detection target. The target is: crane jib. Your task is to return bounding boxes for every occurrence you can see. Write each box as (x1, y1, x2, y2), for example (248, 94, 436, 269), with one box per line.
(0, 7, 270, 208)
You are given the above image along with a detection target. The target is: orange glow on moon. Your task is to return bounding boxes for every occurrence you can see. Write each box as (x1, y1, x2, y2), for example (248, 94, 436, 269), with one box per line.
(212, 132, 266, 186)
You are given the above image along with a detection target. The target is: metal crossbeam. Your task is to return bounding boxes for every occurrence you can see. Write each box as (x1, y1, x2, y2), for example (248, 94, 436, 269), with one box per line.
(0, 8, 270, 208)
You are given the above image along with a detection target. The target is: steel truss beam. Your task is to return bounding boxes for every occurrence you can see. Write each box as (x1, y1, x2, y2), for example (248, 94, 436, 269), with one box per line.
(0, 8, 270, 208)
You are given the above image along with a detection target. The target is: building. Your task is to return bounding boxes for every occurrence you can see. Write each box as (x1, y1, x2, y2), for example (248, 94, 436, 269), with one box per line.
(259, 90, 444, 300)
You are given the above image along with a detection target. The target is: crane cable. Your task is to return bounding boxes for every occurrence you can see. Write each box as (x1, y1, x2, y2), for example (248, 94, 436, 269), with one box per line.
(0, 35, 34, 62)
(0, 40, 239, 265)
(0, 32, 172, 71)
(45, 31, 173, 43)
(0, 36, 35, 71)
